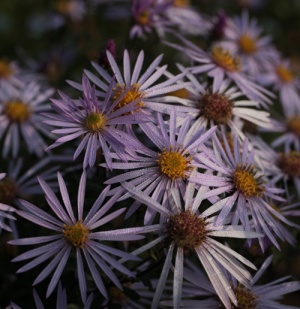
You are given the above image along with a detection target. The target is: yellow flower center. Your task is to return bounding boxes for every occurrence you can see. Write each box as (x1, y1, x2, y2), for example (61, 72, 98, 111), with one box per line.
(211, 46, 241, 72)
(233, 164, 265, 197)
(278, 151, 300, 177)
(0, 177, 18, 205)
(62, 221, 89, 248)
(113, 83, 144, 112)
(286, 116, 300, 137)
(157, 148, 192, 180)
(0, 60, 13, 78)
(136, 10, 150, 25)
(198, 93, 233, 124)
(231, 284, 257, 309)
(276, 65, 294, 83)
(172, 0, 190, 7)
(238, 34, 257, 54)
(167, 88, 191, 99)
(84, 112, 106, 132)
(3, 101, 31, 122)
(167, 210, 207, 250)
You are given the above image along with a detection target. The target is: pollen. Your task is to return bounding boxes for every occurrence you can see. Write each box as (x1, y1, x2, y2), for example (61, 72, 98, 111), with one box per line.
(167, 210, 207, 250)
(136, 10, 150, 25)
(233, 163, 265, 197)
(63, 221, 89, 248)
(286, 116, 300, 137)
(211, 46, 241, 72)
(3, 101, 31, 122)
(84, 112, 106, 132)
(157, 147, 192, 180)
(0, 60, 13, 78)
(113, 83, 144, 112)
(198, 93, 233, 124)
(276, 65, 294, 83)
(238, 34, 257, 54)
(278, 151, 300, 177)
(232, 284, 257, 309)
(173, 0, 190, 7)
(0, 177, 18, 205)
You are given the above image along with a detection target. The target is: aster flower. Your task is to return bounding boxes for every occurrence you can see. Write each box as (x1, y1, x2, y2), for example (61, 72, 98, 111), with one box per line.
(258, 55, 300, 115)
(161, 256, 300, 309)
(122, 181, 261, 309)
(219, 11, 278, 79)
(102, 109, 216, 224)
(0, 156, 60, 236)
(193, 133, 287, 251)
(164, 0, 212, 36)
(9, 171, 145, 303)
(250, 134, 300, 198)
(0, 81, 54, 158)
(165, 34, 274, 107)
(129, 0, 172, 39)
(165, 67, 272, 138)
(70, 49, 189, 119)
(0, 59, 24, 89)
(44, 75, 148, 169)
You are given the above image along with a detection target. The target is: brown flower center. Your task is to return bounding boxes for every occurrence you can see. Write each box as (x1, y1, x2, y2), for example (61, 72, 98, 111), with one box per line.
(278, 151, 300, 177)
(211, 46, 241, 72)
(167, 210, 207, 250)
(233, 164, 265, 197)
(286, 116, 300, 137)
(238, 34, 257, 54)
(198, 93, 233, 124)
(3, 101, 31, 122)
(231, 284, 257, 309)
(0, 177, 18, 205)
(62, 221, 89, 248)
(157, 147, 192, 180)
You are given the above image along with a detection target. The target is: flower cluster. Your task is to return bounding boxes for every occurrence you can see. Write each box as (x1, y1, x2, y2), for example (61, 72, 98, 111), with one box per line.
(1, 1, 300, 309)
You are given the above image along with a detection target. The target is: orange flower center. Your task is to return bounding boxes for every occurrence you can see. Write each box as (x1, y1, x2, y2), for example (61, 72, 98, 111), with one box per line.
(3, 101, 31, 122)
(276, 65, 294, 83)
(211, 46, 241, 72)
(63, 221, 89, 248)
(238, 34, 257, 54)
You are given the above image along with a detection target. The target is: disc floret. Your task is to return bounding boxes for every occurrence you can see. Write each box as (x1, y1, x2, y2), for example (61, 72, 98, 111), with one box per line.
(167, 210, 207, 250)
(113, 83, 144, 111)
(232, 284, 257, 309)
(276, 65, 294, 83)
(238, 34, 257, 54)
(198, 93, 233, 124)
(63, 221, 89, 248)
(278, 151, 300, 177)
(157, 147, 192, 180)
(233, 163, 265, 197)
(211, 46, 241, 72)
(0, 177, 18, 204)
(4, 101, 31, 122)
(84, 112, 106, 132)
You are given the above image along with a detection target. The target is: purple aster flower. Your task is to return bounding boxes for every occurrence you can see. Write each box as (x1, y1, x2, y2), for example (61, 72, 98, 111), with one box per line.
(129, 0, 172, 39)
(165, 34, 274, 108)
(219, 11, 278, 79)
(166, 67, 272, 138)
(258, 55, 300, 115)
(122, 181, 261, 309)
(0, 156, 60, 237)
(70, 49, 189, 118)
(102, 109, 216, 224)
(9, 171, 145, 303)
(193, 133, 287, 251)
(44, 74, 147, 169)
(162, 256, 300, 309)
(0, 81, 54, 158)
(0, 59, 24, 89)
